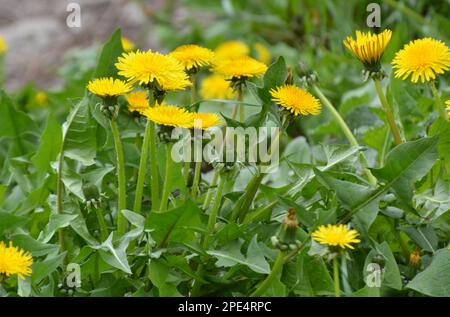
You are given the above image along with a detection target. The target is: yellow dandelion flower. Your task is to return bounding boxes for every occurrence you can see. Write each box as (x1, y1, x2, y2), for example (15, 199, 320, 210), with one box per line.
(0, 34, 7, 54)
(343, 29, 392, 70)
(215, 40, 249, 60)
(169, 44, 215, 71)
(0, 241, 33, 280)
(125, 91, 149, 114)
(200, 74, 235, 100)
(446, 100, 450, 119)
(312, 224, 361, 250)
(143, 105, 194, 128)
(214, 56, 268, 79)
(115, 50, 191, 91)
(254, 42, 272, 65)
(87, 77, 132, 98)
(35, 91, 49, 106)
(121, 37, 136, 52)
(192, 112, 222, 129)
(392, 38, 450, 83)
(270, 85, 321, 116)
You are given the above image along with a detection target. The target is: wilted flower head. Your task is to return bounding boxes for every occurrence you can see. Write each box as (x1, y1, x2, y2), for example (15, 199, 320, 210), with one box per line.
(270, 85, 321, 116)
(0, 241, 33, 280)
(392, 38, 450, 83)
(115, 50, 191, 91)
(169, 44, 215, 71)
(87, 77, 132, 98)
(312, 224, 360, 250)
(200, 74, 235, 100)
(343, 29, 392, 71)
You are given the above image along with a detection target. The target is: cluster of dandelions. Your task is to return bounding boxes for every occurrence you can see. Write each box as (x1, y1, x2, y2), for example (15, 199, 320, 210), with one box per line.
(344, 29, 450, 123)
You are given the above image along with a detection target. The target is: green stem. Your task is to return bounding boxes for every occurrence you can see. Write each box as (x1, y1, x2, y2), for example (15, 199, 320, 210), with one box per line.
(149, 120, 160, 210)
(183, 161, 190, 197)
(429, 81, 447, 121)
(238, 88, 244, 122)
(202, 170, 220, 210)
(94, 207, 108, 241)
(230, 173, 264, 223)
(202, 175, 226, 249)
(333, 256, 341, 297)
(133, 120, 152, 213)
(313, 84, 377, 185)
(56, 152, 65, 253)
(159, 142, 173, 211)
(250, 251, 285, 297)
(191, 161, 202, 199)
(110, 119, 127, 235)
(373, 79, 403, 145)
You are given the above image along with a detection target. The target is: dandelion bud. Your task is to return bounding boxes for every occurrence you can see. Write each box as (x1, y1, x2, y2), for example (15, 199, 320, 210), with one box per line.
(409, 250, 421, 267)
(277, 208, 299, 246)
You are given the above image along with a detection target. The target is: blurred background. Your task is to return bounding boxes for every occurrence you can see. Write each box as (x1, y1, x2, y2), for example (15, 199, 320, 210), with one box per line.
(0, 0, 448, 149)
(1, 0, 448, 91)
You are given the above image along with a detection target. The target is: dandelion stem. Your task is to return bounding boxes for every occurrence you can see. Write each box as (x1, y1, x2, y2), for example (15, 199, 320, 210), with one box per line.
(133, 120, 152, 213)
(312, 84, 377, 185)
(429, 81, 447, 121)
(250, 251, 285, 297)
(238, 87, 245, 122)
(373, 79, 403, 145)
(202, 175, 226, 250)
(110, 119, 127, 235)
(149, 120, 160, 211)
(202, 170, 220, 210)
(94, 207, 108, 241)
(333, 256, 341, 297)
(159, 142, 173, 211)
(191, 161, 202, 199)
(183, 161, 191, 196)
(56, 152, 66, 253)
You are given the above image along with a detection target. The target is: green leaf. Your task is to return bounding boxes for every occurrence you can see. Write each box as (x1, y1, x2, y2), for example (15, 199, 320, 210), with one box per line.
(263, 56, 287, 90)
(407, 249, 450, 296)
(31, 252, 67, 284)
(314, 169, 380, 233)
(145, 200, 205, 245)
(283, 251, 334, 296)
(31, 114, 62, 174)
(0, 212, 28, 236)
(372, 136, 439, 205)
(208, 239, 270, 274)
(402, 225, 438, 253)
(70, 215, 99, 246)
(364, 241, 402, 290)
(10, 234, 59, 257)
(0, 90, 37, 154)
(61, 164, 85, 200)
(40, 213, 78, 243)
(95, 233, 131, 274)
(93, 28, 123, 78)
(62, 97, 97, 166)
(148, 259, 181, 297)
